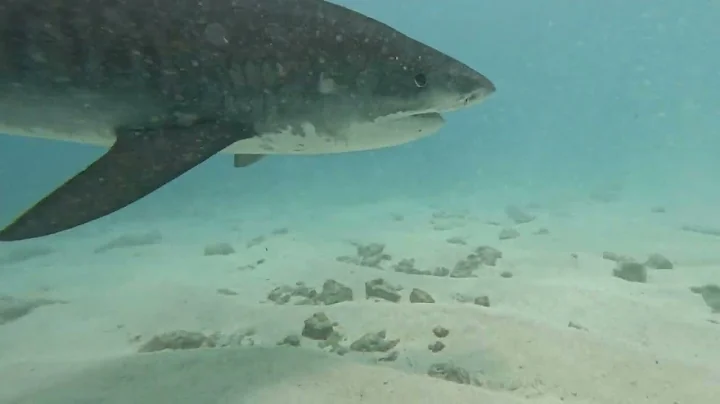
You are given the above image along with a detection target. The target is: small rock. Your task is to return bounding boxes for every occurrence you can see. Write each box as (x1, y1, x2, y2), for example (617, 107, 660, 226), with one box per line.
(317, 331, 345, 352)
(237, 258, 265, 271)
(432, 326, 449, 338)
(428, 341, 446, 353)
(498, 228, 520, 240)
(690, 284, 720, 312)
(430, 211, 467, 231)
(203, 242, 235, 256)
(568, 321, 588, 331)
(475, 246, 503, 266)
(602, 251, 635, 263)
(349, 330, 400, 352)
(267, 286, 293, 304)
(504, 205, 536, 224)
(378, 351, 399, 362)
(394, 258, 415, 272)
(651, 206, 666, 213)
(295, 298, 317, 305)
(208, 328, 256, 348)
(208, 329, 257, 347)
(365, 278, 402, 302)
(446, 237, 467, 245)
(500, 271, 513, 278)
(533, 227, 550, 235)
(645, 253, 673, 270)
(216, 288, 238, 296)
(138, 330, 213, 353)
(316, 279, 353, 305)
(394, 258, 432, 276)
(428, 362, 471, 385)
(267, 282, 317, 305)
(278, 335, 301, 347)
(301, 312, 334, 340)
(409, 288, 435, 303)
(453, 294, 491, 307)
(450, 254, 482, 278)
(356, 243, 392, 267)
(292, 282, 317, 299)
(334, 346, 350, 356)
(473, 295, 491, 307)
(432, 267, 450, 277)
(246, 236, 266, 248)
(613, 261, 647, 283)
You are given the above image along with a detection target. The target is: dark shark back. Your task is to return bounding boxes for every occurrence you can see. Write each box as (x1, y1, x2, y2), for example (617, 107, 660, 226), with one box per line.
(0, 0, 420, 109)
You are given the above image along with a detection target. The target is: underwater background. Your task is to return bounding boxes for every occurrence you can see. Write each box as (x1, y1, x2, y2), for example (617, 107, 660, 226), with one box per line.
(1, 1, 719, 403)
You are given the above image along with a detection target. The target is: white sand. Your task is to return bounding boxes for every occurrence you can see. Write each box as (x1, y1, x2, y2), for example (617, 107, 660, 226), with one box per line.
(1, 196, 719, 404)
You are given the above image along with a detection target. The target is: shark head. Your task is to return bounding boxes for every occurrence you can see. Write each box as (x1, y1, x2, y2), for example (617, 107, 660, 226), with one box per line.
(349, 37, 496, 124)
(244, 1, 496, 154)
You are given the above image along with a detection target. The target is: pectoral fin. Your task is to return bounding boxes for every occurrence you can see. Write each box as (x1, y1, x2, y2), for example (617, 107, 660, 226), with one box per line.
(233, 154, 265, 168)
(0, 120, 255, 241)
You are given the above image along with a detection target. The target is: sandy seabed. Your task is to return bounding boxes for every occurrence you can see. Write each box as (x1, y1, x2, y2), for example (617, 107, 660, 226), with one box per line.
(1, 196, 719, 404)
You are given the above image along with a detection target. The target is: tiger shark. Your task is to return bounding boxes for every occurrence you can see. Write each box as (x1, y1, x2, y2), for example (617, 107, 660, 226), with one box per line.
(0, 0, 495, 241)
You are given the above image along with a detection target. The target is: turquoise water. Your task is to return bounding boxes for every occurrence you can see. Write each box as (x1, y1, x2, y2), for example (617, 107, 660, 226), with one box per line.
(1, 1, 719, 403)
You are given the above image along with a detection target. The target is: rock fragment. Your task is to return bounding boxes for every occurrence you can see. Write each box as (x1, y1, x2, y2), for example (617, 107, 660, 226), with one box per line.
(349, 330, 399, 352)
(203, 242, 235, 256)
(409, 288, 435, 303)
(498, 228, 520, 240)
(365, 278, 402, 302)
(428, 362, 472, 385)
(316, 279, 353, 305)
(432, 326, 449, 338)
(138, 330, 213, 353)
(428, 341, 446, 353)
(504, 205, 536, 224)
(690, 285, 720, 312)
(645, 253, 673, 270)
(302, 312, 335, 340)
(613, 261, 647, 283)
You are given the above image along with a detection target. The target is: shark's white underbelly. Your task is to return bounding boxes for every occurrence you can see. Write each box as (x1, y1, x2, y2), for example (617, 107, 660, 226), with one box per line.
(230, 114, 445, 154)
(0, 111, 445, 155)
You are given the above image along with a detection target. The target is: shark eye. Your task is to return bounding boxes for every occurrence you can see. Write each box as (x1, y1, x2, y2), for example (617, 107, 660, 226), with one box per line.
(414, 73, 427, 88)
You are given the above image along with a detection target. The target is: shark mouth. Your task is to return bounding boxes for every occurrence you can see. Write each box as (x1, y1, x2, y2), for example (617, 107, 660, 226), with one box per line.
(382, 90, 490, 123)
(409, 112, 443, 119)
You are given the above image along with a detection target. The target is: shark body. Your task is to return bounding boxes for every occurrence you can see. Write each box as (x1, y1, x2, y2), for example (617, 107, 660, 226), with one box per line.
(0, 0, 495, 241)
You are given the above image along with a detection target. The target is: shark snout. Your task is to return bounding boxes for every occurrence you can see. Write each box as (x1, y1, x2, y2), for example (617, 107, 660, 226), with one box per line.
(468, 70, 496, 109)
(440, 59, 496, 108)
(461, 68, 495, 98)
(477, 72, 496, 93)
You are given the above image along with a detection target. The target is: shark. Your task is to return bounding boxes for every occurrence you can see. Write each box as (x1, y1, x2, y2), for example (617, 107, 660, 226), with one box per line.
(0, 0, 496, 241)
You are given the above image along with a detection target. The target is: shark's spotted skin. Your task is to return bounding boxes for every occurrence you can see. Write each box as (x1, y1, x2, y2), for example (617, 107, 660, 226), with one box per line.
(0, 0, 495, 241)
